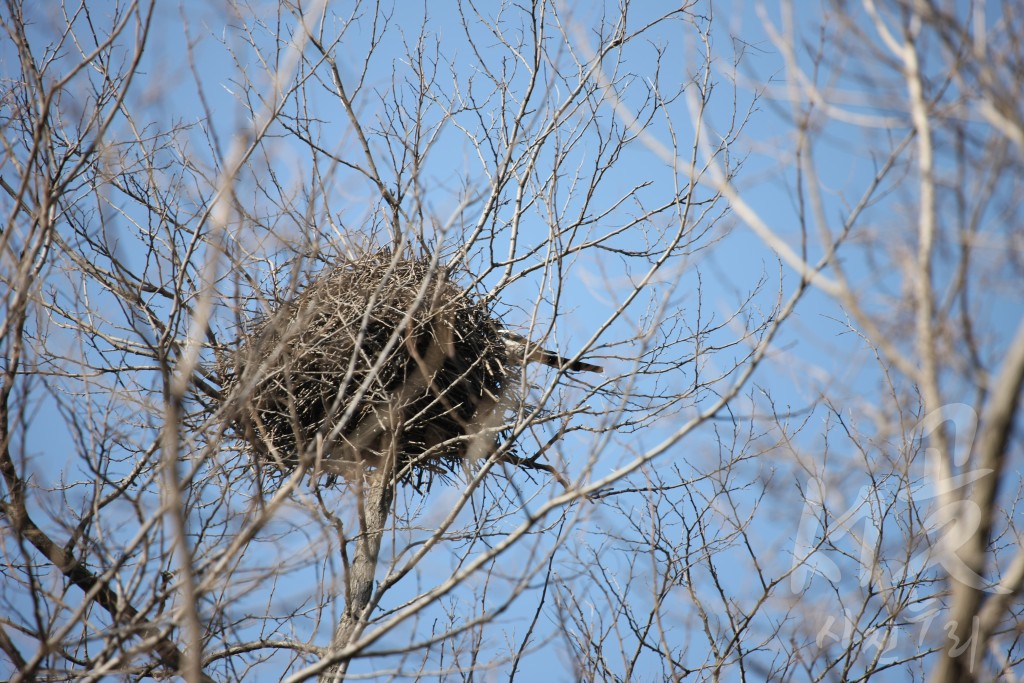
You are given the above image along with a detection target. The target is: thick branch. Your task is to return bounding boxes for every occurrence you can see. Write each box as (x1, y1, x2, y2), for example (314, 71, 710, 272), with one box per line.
(318, 465, 395, 682)
(0, 439, 215, 683)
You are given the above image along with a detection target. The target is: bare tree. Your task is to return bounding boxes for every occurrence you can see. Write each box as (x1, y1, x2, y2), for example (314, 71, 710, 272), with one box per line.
(580, 0, 1024, 680)
(1, 0, 1020, 681)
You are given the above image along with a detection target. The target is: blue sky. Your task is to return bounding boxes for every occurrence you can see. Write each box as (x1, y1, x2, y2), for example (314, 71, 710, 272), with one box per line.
(3, 0, 1022, 680)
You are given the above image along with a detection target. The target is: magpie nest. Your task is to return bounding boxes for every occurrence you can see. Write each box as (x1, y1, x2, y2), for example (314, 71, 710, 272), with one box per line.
(221, 251, 516, 490)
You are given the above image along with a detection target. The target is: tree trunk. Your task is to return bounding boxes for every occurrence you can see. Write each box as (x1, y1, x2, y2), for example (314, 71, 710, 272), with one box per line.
(319, 466, 394, 682)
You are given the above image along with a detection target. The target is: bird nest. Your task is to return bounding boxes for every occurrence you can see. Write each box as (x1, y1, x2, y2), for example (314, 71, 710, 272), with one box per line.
(220, 251, 515, 490)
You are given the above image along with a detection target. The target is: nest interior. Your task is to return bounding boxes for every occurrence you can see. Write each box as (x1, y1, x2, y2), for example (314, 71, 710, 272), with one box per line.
(223, 251, 514, 489)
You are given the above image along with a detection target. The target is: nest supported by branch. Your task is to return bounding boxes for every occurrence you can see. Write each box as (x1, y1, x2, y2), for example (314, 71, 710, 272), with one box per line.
(222, 251, 516, 490)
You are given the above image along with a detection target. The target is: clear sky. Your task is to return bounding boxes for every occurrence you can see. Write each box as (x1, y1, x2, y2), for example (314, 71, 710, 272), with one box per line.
(3, 0, 1021, 680)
